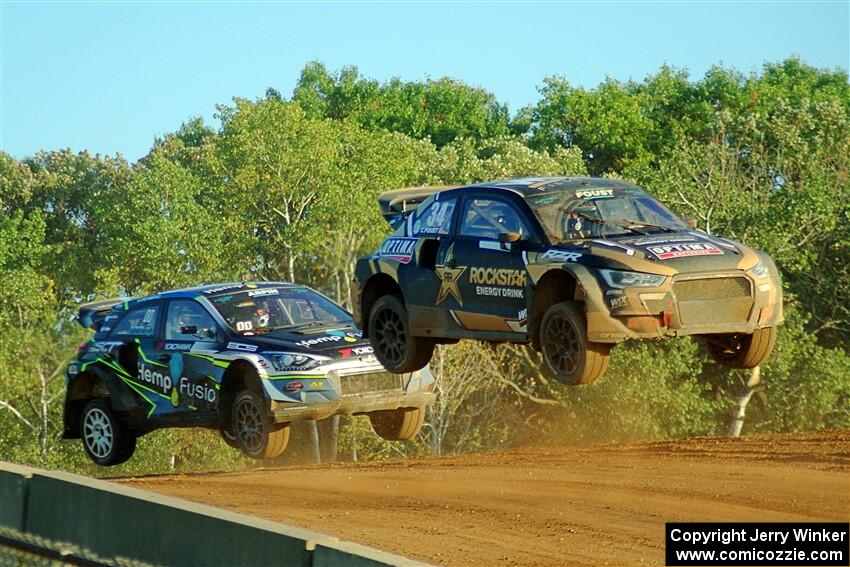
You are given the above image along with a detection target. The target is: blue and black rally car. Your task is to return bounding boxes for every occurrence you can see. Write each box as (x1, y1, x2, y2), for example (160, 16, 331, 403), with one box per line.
(65, 282, 434, 466)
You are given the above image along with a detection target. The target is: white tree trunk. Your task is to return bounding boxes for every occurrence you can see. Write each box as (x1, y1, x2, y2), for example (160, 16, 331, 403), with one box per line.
(728, 367, 761, 437)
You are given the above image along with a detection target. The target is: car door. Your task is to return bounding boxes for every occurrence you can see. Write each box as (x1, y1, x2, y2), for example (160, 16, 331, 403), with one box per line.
(157, 299, 223, 419)
(448, 194, 533, 334)
(108, 301, 176, 417)
(402, 194, 462, 329)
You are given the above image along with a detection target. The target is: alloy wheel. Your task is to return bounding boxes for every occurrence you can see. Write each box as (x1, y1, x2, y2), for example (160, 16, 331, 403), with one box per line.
(543, 314, 581, 373)
(83, 408, 114, 459)
(374, 308, 406, 364)
(235, 398, 264, 452)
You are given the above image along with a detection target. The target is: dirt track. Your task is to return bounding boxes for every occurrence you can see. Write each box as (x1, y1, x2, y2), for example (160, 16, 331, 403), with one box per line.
(122, 431, 850, 566)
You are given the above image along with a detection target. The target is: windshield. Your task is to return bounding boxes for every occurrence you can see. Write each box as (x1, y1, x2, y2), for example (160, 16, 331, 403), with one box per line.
(209, 287, 350, 335)
(526, 186, 688, 242)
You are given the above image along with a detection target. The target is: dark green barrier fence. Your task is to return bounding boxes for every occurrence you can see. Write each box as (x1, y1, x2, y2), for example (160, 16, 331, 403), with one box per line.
(0, 462, 428, 567)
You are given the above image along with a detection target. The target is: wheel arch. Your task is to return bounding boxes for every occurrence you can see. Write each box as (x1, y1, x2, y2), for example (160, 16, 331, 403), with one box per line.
(360, 273, 403, 337)
(63, 370, 112, 439)
(219, 358, 264, 429)
(530, 269, 580, 350)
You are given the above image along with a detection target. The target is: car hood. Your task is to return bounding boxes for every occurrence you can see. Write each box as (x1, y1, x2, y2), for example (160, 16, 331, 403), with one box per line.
(226, 325, 373, 360)
(587, 230, 755, 272)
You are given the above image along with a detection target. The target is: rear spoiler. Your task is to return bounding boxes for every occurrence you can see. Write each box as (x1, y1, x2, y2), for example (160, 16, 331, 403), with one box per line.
(77, 298, 128, 330)
(378, 186, 455, 229)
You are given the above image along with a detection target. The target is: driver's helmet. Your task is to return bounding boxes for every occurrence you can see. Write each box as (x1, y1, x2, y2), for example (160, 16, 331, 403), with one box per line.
(254, 301, 271, 328)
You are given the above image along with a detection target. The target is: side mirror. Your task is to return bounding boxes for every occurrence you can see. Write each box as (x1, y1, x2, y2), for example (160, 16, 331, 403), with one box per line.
(498, 231, 522, 244)
(684, 217, 698, 229)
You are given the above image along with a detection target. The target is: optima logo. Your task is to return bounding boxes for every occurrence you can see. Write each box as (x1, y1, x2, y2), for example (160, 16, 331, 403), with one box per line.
(378, 238, 417, 264)
(136, 362, 172, 392)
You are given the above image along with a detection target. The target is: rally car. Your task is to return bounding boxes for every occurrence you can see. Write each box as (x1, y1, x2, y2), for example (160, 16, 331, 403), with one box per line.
(65, 282, 434, 466)
(353, 177, 783, 385)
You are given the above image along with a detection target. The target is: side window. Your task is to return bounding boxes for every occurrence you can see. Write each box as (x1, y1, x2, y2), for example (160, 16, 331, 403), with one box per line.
(111, 305, 159, 337)
(165, 300, 216, 340)
(412, 198, 456, 236)
(459, 198, 528, 240)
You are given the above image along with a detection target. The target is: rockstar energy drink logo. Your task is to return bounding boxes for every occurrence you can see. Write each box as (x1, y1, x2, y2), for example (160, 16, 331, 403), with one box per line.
(469, 267, 527, 288)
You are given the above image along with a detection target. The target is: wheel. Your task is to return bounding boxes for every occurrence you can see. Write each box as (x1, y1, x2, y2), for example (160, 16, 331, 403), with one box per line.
(368, 294, 434, 373)
(705, 327, 777, 368)
(539, 301, 611, 385)
(231, 390, 289, 459)
(369, 407, 425, 441)
(80, 399, 136, 466)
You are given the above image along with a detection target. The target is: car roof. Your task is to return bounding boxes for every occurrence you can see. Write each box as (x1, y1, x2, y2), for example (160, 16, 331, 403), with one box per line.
(460, 176, 642, 198)
(124, 281, 301, 308)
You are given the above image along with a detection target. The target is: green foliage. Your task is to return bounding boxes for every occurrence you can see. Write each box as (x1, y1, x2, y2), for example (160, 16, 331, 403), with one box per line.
(293, 61, 512, 147)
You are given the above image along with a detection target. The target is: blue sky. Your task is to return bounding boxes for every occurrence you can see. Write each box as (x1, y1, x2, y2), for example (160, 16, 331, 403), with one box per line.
(1, 1, 848, 162)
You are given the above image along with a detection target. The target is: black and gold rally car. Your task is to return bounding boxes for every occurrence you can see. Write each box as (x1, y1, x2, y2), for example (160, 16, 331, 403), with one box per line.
(352, 177, 783, 385)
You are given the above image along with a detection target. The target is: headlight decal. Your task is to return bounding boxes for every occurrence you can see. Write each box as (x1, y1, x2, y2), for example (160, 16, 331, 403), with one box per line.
(599, 269, 666, 288)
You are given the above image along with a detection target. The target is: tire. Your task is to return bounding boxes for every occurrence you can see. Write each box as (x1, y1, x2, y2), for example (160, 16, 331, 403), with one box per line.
(539, 301, 611, 385)
(369, 407, 425, 441)
(231, 390, 289, 459)
(368, 294, 434, 373)
(219, 428, 239, 449)
(80, 399, 136, 466)
(705, 327, 777, 369)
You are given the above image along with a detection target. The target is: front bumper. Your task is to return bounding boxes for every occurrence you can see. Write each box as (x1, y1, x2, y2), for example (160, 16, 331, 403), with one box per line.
(583, 270, 784, 343)
(270, 390, 436, 422)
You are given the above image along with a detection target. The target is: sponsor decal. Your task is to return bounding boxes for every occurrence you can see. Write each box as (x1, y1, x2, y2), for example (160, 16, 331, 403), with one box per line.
(469, 267, 527, 299)
(296, 335, 340, 348)
(469, 267, 527, 287)
(378, 237, 417, 264)
(248, 288, 279, 298)
(575, 189, 614, 199)
(327, 329, 360, 343)
(475, 286, 523, 299)
(178, 377, 217, 404)
(609, 296, 628, 309)
(541, 249, 582, 263)
(204, 284, 244, 295)
(339, 345, 374, 358)
(648, 243, 723, 260)
(163, 342, 192, 351)
(88, 341, 124, 354)
(311, 381, 324, 388)
(137, 361, 173, 393)
(435, 265, 467, 306)
(284, 381, 304, 393)
(227, 341, 258, 352)
(518, 308, 528, 321)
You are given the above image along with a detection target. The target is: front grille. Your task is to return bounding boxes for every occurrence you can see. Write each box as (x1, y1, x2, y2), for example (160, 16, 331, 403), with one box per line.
(674, 276, 753, 326)
(339, 372, 404, 396)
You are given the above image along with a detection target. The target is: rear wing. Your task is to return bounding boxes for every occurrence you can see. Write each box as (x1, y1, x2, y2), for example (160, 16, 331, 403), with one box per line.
(378, 186, 455, 229)
(77, 298, 127, 330)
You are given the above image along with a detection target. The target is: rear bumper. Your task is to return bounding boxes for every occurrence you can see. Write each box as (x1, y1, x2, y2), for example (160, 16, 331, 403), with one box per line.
(270, 391, 435, 423)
